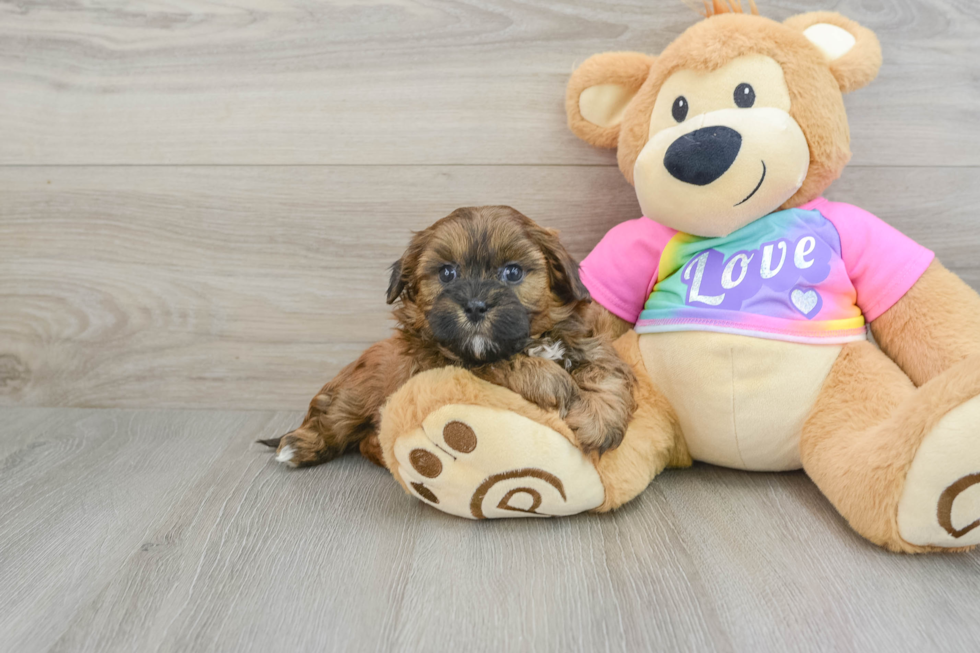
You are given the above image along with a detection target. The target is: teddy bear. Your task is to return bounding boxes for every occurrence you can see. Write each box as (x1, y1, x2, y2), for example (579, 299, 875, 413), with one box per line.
(375, 1, 980, 553)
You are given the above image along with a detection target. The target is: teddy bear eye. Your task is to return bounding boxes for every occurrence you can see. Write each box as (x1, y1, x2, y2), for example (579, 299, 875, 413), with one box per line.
(671, 96, 689, 122)
(734, 83, 756, 108)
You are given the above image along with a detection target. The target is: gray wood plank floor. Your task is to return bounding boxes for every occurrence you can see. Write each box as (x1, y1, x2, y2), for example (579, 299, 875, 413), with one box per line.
(1, 408, 978, 653)
(2, 0, 979, 650)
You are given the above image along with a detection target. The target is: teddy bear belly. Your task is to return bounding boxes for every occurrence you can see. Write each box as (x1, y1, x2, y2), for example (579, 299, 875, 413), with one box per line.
(638, 331, 843, 471)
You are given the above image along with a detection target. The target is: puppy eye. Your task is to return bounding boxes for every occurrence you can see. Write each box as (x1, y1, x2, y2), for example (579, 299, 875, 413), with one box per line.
(734, 83, 755, 108)
(438, 265, 457, 284)
(500, 264, 524, 284)
(671, 96, 689, 122)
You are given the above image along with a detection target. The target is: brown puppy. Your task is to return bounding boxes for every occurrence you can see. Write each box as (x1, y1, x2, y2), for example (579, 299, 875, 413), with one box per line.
(261, 206, 635, 467)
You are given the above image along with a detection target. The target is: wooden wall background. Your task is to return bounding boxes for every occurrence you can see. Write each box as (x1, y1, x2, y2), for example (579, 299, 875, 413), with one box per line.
(2, 0, 979, 411)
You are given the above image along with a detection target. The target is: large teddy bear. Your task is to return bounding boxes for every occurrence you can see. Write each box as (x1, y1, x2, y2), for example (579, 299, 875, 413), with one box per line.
(376, 2, 980, 553)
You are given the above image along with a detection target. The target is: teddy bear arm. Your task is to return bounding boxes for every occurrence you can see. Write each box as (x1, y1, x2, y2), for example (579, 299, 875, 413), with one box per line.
(870, 260, 980, 387)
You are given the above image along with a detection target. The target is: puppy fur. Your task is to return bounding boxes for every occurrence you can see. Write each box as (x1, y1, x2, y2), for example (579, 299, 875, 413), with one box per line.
(261, 206, 636, 467)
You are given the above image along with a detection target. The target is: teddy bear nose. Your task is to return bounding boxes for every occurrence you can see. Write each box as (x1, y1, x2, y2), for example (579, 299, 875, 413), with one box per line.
(663, 125, 742, 186)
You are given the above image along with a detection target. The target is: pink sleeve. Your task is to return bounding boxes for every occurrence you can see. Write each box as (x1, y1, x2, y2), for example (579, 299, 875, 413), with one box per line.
(809, 198, 935, 322)
(579, 218, 674, 324)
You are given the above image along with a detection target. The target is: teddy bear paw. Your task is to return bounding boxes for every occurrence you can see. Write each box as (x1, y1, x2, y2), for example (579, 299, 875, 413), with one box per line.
(898, 394, 980, 548)
(391, 403, 605, 519)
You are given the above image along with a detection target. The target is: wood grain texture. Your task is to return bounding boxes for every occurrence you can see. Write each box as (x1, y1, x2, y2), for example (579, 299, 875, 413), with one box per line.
(2, 165, 978, 410)
(0, 407, 296, 653)
(0, 407, 977, 653)
(0, 0, 978, 166)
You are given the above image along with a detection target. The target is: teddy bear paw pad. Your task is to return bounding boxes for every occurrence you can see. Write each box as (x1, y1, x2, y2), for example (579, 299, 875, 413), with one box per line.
(898, 394, 980, 548)
(392, 404, 604, 519)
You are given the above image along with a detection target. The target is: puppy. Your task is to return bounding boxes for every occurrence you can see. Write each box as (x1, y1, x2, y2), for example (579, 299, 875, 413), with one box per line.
(261, 206, 635, 468)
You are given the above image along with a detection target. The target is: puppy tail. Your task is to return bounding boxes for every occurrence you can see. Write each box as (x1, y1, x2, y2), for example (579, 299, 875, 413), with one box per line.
(257, 436, 283, 448)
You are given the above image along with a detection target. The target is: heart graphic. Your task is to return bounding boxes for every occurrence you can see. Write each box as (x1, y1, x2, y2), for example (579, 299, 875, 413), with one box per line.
(791, 288, 820, 318)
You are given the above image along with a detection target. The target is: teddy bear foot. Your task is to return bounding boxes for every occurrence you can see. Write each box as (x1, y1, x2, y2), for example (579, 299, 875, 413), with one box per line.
(391, 403, 605, 519)
(897, 394, 980, 548)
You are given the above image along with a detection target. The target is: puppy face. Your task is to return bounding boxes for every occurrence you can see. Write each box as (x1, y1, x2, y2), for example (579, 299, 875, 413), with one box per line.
(386, 206, 590, 365)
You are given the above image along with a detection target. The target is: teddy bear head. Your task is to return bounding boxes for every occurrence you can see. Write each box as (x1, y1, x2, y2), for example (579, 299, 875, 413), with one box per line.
(567, 3, 882, 238)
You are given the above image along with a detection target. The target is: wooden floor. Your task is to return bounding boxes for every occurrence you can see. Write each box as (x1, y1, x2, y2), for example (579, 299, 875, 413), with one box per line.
(3, 409, 980, 653)
(2, 0, 979, 651)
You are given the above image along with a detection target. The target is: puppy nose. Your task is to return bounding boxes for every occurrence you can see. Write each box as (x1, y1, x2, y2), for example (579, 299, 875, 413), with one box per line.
(663, 125, 742, 186)
(464, 299, 488, 323)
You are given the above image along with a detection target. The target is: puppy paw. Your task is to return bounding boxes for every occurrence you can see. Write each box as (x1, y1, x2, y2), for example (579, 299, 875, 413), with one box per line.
(898, 394, 980, 548)
(565, 409, 625, 455)
(476, 356, 577, 417)
(390, 404, 604, 519)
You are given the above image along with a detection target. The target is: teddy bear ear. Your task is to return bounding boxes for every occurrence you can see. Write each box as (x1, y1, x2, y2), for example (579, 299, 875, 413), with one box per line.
(566, 52, 655, 149)
(785, 12, 882, 94)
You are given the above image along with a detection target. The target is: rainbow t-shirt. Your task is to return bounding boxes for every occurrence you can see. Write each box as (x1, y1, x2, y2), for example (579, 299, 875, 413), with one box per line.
(579, 198, 935, 345)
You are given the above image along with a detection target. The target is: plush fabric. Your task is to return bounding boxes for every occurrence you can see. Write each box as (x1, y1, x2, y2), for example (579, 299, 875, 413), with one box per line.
(567, 52, 655, 149)
(801, 342, 980, 552)
(782, 12, 883, 95)
(899, 395, 980, 547)
(622, 15, 857, 209)
(871, 260, 980, 386)
(639, 331, 841, 471)
(379, 367, 605, 519)
(375, 7, 980, 554)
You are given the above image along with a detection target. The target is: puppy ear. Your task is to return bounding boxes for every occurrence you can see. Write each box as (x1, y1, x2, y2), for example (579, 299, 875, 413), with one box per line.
(531, 226, 591, 304)
(567, 52, 655, 149)
(386, 259, 406, 304)
(785, 12, 882, 93)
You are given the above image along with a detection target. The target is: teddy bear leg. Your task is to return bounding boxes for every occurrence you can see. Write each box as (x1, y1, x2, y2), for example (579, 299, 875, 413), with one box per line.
(591, 330, 691, 512)
(377, 367, 607, 519)
(800, 340, 980, 552)
(377, 331, 688, 518)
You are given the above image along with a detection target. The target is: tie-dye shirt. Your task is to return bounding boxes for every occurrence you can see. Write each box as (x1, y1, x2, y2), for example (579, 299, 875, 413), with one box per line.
(579, 198, 934, 345)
